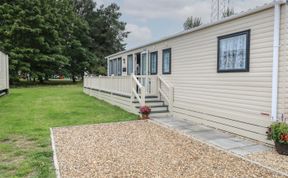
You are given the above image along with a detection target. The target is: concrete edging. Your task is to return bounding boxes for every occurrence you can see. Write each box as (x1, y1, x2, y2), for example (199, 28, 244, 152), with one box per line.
(50, 128, 61, 178)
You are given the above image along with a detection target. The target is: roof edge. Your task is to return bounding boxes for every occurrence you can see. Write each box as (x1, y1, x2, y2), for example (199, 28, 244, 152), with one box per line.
(106, 1, 284, 59)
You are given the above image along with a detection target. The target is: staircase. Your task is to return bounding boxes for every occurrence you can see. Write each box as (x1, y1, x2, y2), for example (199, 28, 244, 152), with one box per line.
(133, 95, 170, 116)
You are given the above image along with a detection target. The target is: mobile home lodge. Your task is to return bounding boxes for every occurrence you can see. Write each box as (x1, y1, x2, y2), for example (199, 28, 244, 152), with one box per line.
(0, 51, 9, 96)
(84, 1, 288, 143)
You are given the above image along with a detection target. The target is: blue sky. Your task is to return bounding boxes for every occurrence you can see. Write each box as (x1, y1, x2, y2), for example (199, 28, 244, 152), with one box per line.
(95, 0, 272, 49)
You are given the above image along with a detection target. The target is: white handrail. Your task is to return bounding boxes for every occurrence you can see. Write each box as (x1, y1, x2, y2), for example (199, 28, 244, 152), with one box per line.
(131, 74, 145, 106)
(132, 74, 143, 88)
(132, 88, 141, 104)
(158, 75, 171, 88)
(158, 75, 174, 113)
(159, 88, 170, 104)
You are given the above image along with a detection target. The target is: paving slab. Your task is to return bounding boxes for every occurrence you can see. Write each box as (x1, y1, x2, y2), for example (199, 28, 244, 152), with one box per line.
(229, 144, 273, 156)
(208, 137, 255, 150)
(191, 130, 234, 140)
(151, 116, 271, 156)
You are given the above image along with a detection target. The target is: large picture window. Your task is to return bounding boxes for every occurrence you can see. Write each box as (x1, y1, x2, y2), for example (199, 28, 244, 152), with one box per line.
(127, 55, 133, 75)
(217, 30, 250, 72)
(150, 51, 158, 75)
(162, 48, 171, 74)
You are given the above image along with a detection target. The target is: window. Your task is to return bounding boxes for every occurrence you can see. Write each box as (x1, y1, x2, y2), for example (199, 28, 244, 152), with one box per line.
(162, 48, 171, 74)
(217, 30, 250, 72)
(127, 55, 133, 75)
(150, 51, 158, 75)
(109, 60, 113, 76)
(117, 58, 122, 76)
(141, 53, 147, 75)
(112, 59, 117, 75)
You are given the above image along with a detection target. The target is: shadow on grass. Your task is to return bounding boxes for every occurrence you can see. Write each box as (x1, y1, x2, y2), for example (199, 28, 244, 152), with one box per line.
(10, 79, 82, 88)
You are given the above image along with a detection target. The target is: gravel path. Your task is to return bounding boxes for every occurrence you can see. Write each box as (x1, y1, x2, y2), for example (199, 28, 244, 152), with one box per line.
(247, 150, 288, 175)
(52, 121, 284, 178)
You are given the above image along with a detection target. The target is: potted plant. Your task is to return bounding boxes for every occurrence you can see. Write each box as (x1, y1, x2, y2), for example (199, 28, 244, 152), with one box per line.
(267, 121, 288, 155)
(139, 105, 151, 120)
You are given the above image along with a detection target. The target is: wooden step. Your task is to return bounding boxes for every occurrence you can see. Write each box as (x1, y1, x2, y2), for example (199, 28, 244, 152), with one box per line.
(136, 105, 168, 112)
(132, 100, 164, 104)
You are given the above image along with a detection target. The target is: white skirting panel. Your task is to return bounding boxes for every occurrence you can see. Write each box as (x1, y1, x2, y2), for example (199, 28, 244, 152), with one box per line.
(83, 88, 137, 114)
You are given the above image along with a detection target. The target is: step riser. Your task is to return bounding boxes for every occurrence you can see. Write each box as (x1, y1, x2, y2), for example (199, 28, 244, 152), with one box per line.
(151, 108, 168, 112)
(136, 106, 168, 112)
(145, 98, 159, 101)
(134, 103, 164, 107)
(150, 113, 171, 117)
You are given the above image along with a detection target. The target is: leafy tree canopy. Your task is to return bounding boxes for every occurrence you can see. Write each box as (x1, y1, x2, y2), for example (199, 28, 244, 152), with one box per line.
(0, 0, 128, 82)
(222, 8, 235, 18)
(183, 16, 202, 30)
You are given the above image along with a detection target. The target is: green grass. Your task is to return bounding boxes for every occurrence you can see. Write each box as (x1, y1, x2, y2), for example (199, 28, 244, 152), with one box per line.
(0, 85, 137, 177)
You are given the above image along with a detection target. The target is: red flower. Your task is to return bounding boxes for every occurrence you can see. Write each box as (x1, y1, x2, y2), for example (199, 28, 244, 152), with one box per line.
(139, 105, 151, 114)
(280, 134, 288, 142)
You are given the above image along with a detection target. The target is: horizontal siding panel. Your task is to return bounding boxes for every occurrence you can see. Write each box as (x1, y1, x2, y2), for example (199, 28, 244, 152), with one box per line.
(175, 89, 271, 102)
(174, 85, 272, 93)
(173, 107, 268, 134)
(174, 110, 271, 144)
(174, 96, 270, 113)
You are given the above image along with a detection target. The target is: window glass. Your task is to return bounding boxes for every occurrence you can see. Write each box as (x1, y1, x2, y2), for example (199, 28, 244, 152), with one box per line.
(218, 30, 250, 72)
(150, 52, 157, 75)
(141, 53, 147, 75)
(109, 60, 113, 76)
(127, 55, 133, 75)
(117, 58, 122, 76)
(162, 48, 171, 74)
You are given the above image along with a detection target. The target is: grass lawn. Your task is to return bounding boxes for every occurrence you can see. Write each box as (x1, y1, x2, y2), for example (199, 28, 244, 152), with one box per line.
(0, 85, 137, 177)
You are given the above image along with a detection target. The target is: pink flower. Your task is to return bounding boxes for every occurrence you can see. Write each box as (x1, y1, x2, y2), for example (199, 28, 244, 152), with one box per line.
(140, 105, 151, 114)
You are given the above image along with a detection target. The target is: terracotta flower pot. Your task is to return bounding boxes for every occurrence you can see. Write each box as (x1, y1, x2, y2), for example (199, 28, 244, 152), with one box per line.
(141, 113, 150, 120)
(275, 142, 288, 155)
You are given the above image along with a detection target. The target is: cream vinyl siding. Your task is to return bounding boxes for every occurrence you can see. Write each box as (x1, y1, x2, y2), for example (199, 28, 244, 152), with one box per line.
(106, 5, 288, 143)
(0, 51, 9, 92)
(171, 7, 275, 143)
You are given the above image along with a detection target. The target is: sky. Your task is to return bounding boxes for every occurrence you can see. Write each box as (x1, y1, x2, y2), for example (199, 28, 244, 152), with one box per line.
(95, 0, 272, 49)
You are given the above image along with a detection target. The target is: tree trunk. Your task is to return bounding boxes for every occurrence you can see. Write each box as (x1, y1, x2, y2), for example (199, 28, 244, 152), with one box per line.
(72, 75, 76, 83)
(45, 75, 49, 81)
(38, 76, 44, 83)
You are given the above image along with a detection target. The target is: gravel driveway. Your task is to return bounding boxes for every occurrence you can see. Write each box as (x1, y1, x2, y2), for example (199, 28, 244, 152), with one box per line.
(52, 121, 284, 178)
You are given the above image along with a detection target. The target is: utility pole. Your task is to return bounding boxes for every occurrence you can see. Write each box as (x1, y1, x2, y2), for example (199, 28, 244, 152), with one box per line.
(211, 0, 230, 22)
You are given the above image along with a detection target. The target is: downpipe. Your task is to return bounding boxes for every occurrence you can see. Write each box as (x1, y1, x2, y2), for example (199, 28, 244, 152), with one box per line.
(271, 0, 281, 121)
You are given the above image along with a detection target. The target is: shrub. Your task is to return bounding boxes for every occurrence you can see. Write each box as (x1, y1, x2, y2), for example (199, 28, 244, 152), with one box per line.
(267, 122, 288, 144)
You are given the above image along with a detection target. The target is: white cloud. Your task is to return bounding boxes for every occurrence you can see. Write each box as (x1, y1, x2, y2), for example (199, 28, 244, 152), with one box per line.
(125, 24, 153, 48)
(93, 0, 273, 49)
(94, 0, 115, 7)
(122, 0, 272, 22)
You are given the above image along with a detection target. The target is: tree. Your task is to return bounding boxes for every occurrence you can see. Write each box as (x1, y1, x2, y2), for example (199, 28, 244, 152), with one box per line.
(222, 8, 235, 18)
(72, 1, 129, 75)
(0, 0, 128, 82)
(183, 16, 202, 30)
(0, 0, 68, 82)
